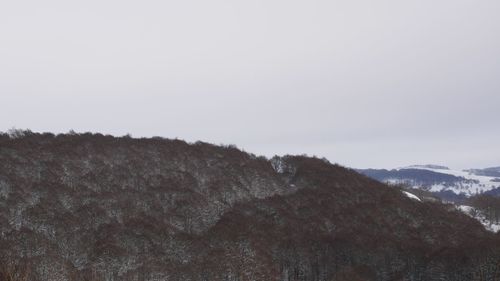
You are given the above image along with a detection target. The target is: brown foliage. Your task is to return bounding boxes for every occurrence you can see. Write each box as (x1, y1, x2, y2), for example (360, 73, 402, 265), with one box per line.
(0, 260, 30, 281)
(0, 131, 499, 280)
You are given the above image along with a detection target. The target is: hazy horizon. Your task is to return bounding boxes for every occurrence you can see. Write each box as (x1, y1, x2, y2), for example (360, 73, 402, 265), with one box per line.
(1, 0, 499, 169)
(1, 127, 496, 171)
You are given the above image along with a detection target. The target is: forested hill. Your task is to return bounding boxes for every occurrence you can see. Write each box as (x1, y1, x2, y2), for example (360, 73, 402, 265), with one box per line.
(0, 131, 499, 281)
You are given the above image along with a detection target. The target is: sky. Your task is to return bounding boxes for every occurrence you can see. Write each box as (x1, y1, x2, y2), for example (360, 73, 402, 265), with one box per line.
(1, 0, 499, 169)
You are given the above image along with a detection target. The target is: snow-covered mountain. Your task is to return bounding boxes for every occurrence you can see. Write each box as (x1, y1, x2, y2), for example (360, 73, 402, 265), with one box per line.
(420, 166, 500, 196)
(358, 165, 500, 199)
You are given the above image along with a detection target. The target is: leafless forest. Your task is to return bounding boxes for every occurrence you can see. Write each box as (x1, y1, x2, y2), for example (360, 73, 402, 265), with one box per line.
(0, 130, 499, 281)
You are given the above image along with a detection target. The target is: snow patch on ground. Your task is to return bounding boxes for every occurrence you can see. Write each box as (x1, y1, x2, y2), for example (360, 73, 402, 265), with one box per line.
(402, 191, 421, 202)
(458, 205, 500, 233)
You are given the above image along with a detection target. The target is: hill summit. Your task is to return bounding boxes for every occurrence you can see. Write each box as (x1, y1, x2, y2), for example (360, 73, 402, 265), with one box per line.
(0, 130, 499, 281)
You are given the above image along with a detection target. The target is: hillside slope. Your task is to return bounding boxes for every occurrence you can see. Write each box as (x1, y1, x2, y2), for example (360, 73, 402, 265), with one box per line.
(357, 166, 500, 199)
(0, 132, 499, 281)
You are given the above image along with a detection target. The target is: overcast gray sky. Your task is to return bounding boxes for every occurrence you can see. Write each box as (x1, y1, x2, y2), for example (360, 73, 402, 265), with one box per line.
(1, 0, 499, 169)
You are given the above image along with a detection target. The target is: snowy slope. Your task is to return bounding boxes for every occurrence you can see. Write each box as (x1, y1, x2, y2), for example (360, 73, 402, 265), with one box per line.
(358, 166, 500, 233)
(458, 205, 500, 233)
(402, 166, 500, 196)
(402, 191, 421, 202)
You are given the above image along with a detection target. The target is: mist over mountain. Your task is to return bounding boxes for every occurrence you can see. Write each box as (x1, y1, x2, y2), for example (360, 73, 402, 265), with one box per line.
(466, 167, 500, 178)
(406, 165, 450, 170)
(1, 131, 500, 281)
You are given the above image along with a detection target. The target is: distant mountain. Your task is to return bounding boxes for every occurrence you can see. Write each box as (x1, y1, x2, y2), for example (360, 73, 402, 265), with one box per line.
(357, 165, 500, 199)
(1, 131, 499, 280)
(357, 168, 470, 188)
(465, 167, 500, 178)
(406, 164, 450, 170)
